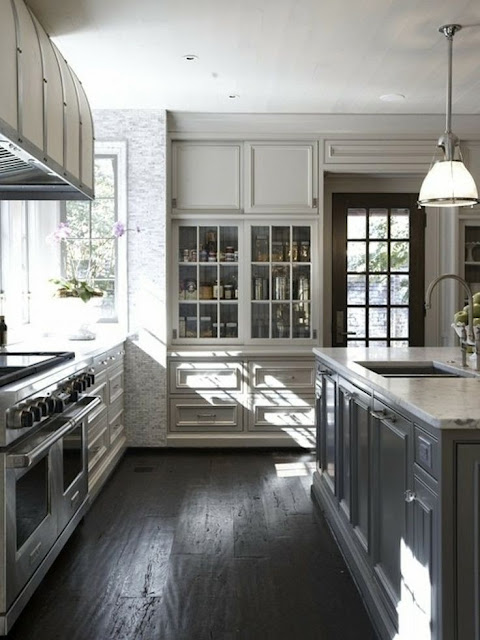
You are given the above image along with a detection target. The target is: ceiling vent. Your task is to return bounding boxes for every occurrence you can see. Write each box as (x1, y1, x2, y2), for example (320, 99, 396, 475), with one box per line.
(0, 0, 94, 200)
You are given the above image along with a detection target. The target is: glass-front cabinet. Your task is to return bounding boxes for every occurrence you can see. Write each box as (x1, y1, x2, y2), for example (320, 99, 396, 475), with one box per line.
(460, 215, 480, 294)
(173, 221, 316, 343)
(177, 224, 240, 340)
(250, 224, 312, 340)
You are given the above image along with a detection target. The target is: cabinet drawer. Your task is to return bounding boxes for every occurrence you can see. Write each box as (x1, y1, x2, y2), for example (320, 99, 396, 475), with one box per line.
(249, 360, 314, 390)
(248, 393, 315, 432)
(108, 365, 124, 404)
(88, 418, 109, 472)
(414, 425, 439, 479)
(109, 398, 125, 445)
(88, 372, 108, 425)
(169, 396, 242, 432)
(169, 361, 243, 392)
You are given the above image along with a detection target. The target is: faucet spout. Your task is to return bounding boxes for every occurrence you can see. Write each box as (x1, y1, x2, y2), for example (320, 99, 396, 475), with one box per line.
(425, 273, 474, 343)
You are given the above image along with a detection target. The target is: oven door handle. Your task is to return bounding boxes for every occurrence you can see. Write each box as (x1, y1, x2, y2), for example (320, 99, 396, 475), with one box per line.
(7, 395, 101, 469)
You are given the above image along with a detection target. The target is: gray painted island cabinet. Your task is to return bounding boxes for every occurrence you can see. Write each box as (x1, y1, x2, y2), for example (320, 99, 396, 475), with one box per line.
(312, 354, 480, 640)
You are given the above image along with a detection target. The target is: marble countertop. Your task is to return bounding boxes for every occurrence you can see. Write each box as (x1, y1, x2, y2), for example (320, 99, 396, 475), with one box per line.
(313, 346, 480, 430)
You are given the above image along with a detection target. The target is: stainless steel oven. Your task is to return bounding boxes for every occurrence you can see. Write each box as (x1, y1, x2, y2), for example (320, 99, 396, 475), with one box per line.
(0, 352, 101, 634)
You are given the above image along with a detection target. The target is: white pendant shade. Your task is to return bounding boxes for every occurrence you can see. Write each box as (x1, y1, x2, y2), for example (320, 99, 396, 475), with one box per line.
(418, 160, 479, 207)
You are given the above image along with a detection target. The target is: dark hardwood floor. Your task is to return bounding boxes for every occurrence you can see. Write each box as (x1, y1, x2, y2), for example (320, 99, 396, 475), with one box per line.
(7, 449, 379, 640)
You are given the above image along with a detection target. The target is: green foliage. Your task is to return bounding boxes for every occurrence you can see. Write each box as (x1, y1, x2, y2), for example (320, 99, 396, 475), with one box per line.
(50, 277, 104, 303)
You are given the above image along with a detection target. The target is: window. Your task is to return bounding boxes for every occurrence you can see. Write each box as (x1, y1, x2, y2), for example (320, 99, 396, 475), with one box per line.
(62, 154, 121, 321)
(0, 141, 127, 331)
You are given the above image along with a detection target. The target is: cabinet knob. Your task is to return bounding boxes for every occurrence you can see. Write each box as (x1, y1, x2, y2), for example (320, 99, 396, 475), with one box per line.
(404, 490, 416, 503)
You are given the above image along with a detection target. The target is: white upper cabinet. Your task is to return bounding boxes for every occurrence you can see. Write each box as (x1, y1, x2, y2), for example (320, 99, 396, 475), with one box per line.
(244, 141, 318, 214)
(172, 142, 242, 211)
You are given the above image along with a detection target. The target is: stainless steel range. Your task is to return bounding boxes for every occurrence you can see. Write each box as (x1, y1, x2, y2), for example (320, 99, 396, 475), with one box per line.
(0, 351, 101, 635)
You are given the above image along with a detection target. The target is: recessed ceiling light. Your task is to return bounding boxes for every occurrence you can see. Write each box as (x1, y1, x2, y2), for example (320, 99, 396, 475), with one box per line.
(379, 93, 406, 102)
(183, 54, 198, 61)
(228, 94, 239, 99)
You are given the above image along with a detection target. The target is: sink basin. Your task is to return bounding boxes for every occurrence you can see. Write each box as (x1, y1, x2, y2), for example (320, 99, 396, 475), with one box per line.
(355, 360, 475, 378)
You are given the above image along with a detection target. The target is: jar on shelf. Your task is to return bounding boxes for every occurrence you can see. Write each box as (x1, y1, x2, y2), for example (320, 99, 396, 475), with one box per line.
(186, 316, 197, 338)
(225, 246, 235, 261)
(224, 284, 234, 300)
(179, 281, 186, 300)
(297, 276, 310, 300)
(226, 322, 238, 338)
(208, 251, 217, 262)
(213, 280, 224, 299)
(199, 282, 213, 299)
(254, 277, 263, 300)
(274, 276, 287, 300)
(291, 241, 299, 262)
(189, 249, 197, 262)
(300, 241, 310, 262)
(200, 316, 213, 338)
(213, 322, 226, 338)
(272, 241, 283, 262)
(179, 317, 186, 338)
(182, 249, 190, 262)
(255, 235, 268, 261)
(185, 280, 197, 300)
(199, 249, 208, 262)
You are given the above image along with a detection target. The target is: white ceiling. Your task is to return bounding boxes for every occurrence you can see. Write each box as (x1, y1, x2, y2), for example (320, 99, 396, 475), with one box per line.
(26, 0, 480, 114)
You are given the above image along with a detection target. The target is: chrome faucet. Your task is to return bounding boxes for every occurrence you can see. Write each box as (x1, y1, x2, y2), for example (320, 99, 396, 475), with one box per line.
(425, 273, 479, 368)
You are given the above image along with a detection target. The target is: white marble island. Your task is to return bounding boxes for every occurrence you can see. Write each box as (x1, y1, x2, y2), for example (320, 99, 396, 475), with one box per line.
(313, 346, 480, 430)
(312, 346, 480, 640)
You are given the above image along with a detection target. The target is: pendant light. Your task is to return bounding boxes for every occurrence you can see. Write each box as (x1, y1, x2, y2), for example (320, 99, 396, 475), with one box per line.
(418, 24, 479, 208)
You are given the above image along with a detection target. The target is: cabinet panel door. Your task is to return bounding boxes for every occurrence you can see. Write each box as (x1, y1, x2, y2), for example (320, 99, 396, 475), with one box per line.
(372, 404, 412, 613)
(350, 392, 371, 551)
(322, 374, 336, 495)
(456, 443, 480, 640)
(244, 142, 317, 213)
(172, 142, 241, 210)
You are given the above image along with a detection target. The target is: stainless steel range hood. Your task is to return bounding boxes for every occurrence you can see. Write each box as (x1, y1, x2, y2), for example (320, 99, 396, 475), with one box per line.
(0, 0, 94, 200)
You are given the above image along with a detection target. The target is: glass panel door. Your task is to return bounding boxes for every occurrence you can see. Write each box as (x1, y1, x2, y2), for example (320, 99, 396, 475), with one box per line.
(332, 194, 425, 347)
(178, 224, 239, 340)
(250, 224, 312, 340)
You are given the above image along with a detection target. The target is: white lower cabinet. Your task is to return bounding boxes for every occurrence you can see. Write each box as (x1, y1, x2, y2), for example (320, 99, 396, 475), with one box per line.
(168, 354, 315, 444)
(88, 343, 126, 498)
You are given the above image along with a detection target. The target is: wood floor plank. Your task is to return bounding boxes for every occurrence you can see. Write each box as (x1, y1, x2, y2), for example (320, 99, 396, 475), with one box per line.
(6, 449, 378, 640)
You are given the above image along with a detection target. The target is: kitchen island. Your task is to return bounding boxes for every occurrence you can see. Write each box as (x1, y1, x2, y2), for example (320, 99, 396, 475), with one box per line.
(312, 347, 480, 640)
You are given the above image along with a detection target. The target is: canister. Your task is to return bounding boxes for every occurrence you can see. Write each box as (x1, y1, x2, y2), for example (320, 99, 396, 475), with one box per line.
(254, 277, 263, 300)
(297, 276, 310, 300)
(274, 276, 287, 300)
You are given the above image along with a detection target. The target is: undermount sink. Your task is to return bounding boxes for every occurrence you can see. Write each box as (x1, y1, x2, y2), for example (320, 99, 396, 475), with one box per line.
(355, 360, 475, 378)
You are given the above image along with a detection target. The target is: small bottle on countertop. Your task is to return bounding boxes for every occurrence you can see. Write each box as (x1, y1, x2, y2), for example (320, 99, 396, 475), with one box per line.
(0, 315, 7, 347)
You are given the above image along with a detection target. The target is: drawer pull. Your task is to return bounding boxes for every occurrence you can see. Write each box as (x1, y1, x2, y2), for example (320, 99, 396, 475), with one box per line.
(404, 490, 416, 503)
(197, 413, 216, 419)
(370, 409, 396, 422)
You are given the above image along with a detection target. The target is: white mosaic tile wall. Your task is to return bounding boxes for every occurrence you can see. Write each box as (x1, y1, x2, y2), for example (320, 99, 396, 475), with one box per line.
(93, 109, 168, 446)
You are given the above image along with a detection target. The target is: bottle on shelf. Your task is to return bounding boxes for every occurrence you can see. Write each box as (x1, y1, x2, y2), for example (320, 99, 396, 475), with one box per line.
(0, 315, 7, 347)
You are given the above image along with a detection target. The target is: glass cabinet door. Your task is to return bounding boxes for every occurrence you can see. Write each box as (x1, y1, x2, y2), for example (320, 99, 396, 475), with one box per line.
(250, 224, 312, 340)
(178, 225, 239, 340)
(463, 222, 480, 294)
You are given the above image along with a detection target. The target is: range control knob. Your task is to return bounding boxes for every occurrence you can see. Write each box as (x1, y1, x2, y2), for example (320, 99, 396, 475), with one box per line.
(29, 405, 42, 422)
(20, 409, 34, 429)
(53, 397, 65, 413)
(87, 373, 95, 386)
(33, 400, 48, 417)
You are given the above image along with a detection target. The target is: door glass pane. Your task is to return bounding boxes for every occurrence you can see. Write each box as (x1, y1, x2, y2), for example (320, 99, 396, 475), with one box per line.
(347, 242, 366, 272)
(252, 226, 270, 262)
(272, 303, 290, 338)
(347, 209, 366, 239)
(369, 209, 388, 239)
(16, 456, 49, 550)
(199, 303, 217, 337)
(391, 340, 409, 347)
(272, 226, 290, 262)
(292, 227, 311, 262)
(220, 304, 238, 338)
(252, 265, 269, 300)
(347, 307, 365, 338)
(369, 307, 388, 338)
(180, 303, 197, 338)
(369, 340, 388, 347)
(179, 226, 197, 262)
(198, 265, 216, 300)
(369, 242, 388, 272)
(292, 266, 310, 300)
(199, 226, 218, 262)
(391, 242, 409, 271)
(391, 275, 409, 304)
(347, 275, 366, 304)
(293, 303, 310, 338)
(348, 340, 366, 347)
(391, 209, 410, 239)
(272, 266, 290, 300)
(219, 227, 238, 262)
(391, 308, 409, 338)
(369, 274, 388, 304)
(252, 303, 269, 338)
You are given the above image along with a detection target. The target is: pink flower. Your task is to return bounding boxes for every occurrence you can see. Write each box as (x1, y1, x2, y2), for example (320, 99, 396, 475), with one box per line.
(112, 221, 126, 238)
(47, 222, 72, 245)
